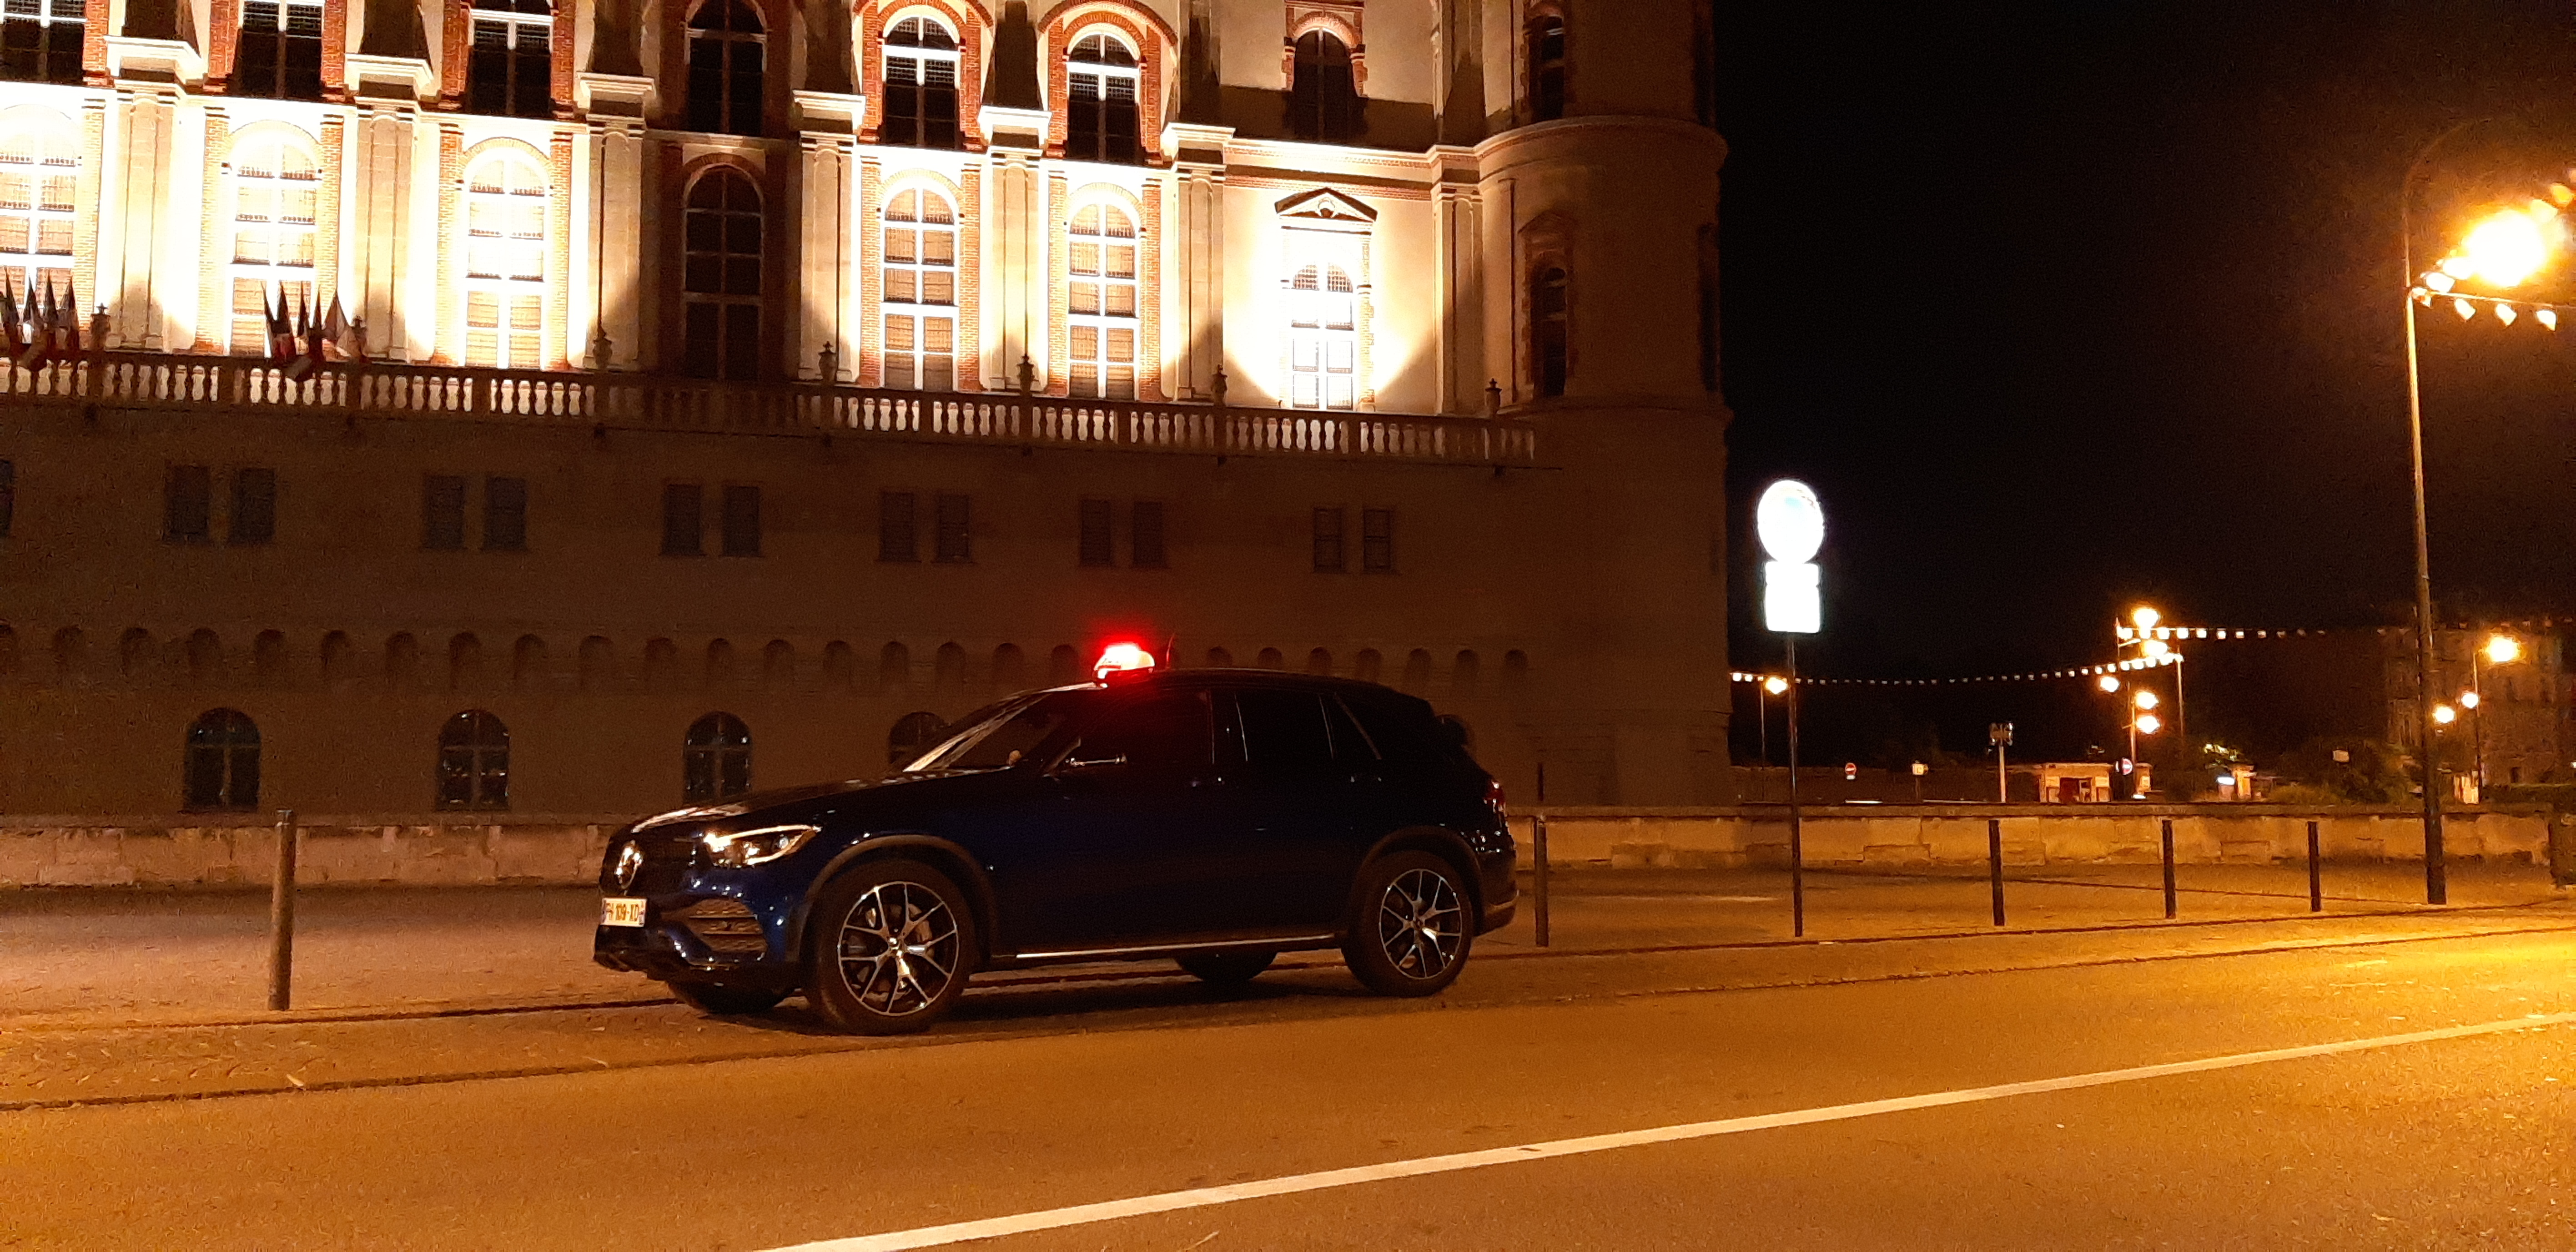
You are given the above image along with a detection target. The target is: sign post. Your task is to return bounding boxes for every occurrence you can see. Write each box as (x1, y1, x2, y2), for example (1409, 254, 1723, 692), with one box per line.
(1990, 722, 2013, 803)
(1757, 480, 1823, 940)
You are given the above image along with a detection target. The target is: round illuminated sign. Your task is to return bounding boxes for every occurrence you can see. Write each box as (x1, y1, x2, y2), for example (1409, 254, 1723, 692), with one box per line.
(1755, 480, 1825, 564)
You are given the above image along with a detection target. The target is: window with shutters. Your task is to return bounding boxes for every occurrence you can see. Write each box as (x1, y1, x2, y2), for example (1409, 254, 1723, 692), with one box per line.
(1287, 30, 1356, 143)
(235, 0, 325, 100)
(1532, 264, 1568, 397)
(721, 484, 760, 556)
(1130, 500, 1165, 568)
(228, 137, 319, 355)
(229, 468, 276, 545)
(422, 474, 466, 549)
(468, 0, 554, 117)
(1065, 202, 1137, 399)
(184, 709, 262, 811)
(1524, 14, 1565, 122)
(662, 482, 703, 555)
(1312, 505, 1344, 573)
(165, 465, 212, 543)
(1287, 263, 1356, 410)
(1077, 497, 1112, 567)
(881, 16, 960, 148)
(681, 168, 763, 379)
(685, 0, 765, 136)
(0, 126, 74, 306)
(1362, 506, 1393, 573)
(881, 187, 956, 391)
(0, 0, 84, 84)
(464, 153, 548, 369)
(878, 490, 918, 562)
(1064, 32, 1139, 164)
(933, 491, 970, 563)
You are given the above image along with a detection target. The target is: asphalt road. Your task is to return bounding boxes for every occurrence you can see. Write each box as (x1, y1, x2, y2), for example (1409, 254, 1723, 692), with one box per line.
(5, 909, 2573, 1249)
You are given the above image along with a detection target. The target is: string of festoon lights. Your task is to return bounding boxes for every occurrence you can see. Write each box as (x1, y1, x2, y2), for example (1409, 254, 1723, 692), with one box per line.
(1727, 627, 2342, 689)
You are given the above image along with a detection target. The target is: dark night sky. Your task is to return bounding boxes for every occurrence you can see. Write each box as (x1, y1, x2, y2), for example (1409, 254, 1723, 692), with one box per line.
(1710, 1, 2576, 762)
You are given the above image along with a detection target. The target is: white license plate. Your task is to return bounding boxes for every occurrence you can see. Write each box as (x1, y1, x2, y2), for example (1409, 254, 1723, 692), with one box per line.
(600, 897, 647, 927)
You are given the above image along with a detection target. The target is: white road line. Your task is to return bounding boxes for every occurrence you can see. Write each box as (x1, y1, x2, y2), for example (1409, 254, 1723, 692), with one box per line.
(765, 1011, 2576, 1252)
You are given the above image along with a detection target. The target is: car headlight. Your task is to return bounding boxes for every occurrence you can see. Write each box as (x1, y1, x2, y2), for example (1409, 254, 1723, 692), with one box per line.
(700, 823, 820, 868)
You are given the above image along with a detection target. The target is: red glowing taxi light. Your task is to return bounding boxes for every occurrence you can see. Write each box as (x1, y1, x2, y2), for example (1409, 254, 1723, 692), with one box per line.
(1093, 643, 1158, 682)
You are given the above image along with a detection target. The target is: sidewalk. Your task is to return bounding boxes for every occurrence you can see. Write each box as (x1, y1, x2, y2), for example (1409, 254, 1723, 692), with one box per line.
(0, 862, 2561, 1028)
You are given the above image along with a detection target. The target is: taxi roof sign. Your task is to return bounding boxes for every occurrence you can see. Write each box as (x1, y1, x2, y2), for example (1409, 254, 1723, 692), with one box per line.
(1094, 643, 1157, 681)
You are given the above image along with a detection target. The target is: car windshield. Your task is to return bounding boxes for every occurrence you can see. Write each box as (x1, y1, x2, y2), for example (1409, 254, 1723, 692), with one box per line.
(902, 692, 1088, 772)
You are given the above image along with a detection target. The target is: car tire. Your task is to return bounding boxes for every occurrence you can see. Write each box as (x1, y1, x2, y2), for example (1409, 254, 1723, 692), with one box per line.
(806, 859, 976, 1035)
(1342, 850, 1474, 997)
(1175, 949, 1276, 985)
(667, 980, 786, 1016)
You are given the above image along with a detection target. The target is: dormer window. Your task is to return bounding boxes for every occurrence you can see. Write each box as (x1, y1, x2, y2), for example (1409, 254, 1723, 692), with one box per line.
(881, 16, 960, 149)
(1288, 30, 1356, 143)
(1064, 33, 1139, 164)
(685, 0, 765, 137)
(235, 0, 326, 100)
(0, 0, 84, 85)
(467, 0, 554, 118)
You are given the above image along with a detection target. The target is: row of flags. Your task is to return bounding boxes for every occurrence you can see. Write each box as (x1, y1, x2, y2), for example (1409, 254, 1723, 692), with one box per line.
(1, 277, 354, 377)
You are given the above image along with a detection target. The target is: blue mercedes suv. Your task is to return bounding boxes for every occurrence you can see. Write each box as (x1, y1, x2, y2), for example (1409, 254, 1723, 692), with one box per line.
(593, 654, 1516, 1034)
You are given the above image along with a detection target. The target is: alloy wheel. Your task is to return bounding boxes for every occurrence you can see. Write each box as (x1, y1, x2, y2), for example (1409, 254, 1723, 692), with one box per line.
(1375, 867, 1463, 979)
(836, 881, 961, 1018)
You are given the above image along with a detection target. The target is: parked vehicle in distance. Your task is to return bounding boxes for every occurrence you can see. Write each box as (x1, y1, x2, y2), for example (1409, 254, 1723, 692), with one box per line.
(594, 646, 1516, 1033)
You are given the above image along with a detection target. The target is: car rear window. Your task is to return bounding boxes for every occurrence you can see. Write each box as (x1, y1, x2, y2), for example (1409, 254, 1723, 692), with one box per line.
(1238, 689, 1334, 772)
(1345, 695, 1450, 767)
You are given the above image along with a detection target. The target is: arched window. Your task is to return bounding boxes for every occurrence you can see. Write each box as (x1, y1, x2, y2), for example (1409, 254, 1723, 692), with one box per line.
(761, 638, 793, 686)
(0, 0, 83, 83)
(1287, 263, 1356, 409)
(0, 128, 75, 305)
(1255, 646, 1283, 669)
(685, 0, 765, 136)
(1064, 33, 1139, 164)
(991, 642, 1025, 692)
(1452, 649, 1481, 698)
(682, 168, 763, 379)
(184, 709, 262, 811)
(1288, 30, 1355, 143)
(468, 0, 554, 117)
(1400, 647, 1431, 692)
(933, 641, 967, 695)
(465, 153, 548, 369)
(120, 627, 154, 678)
(1305, 647, 1333, 676)
(878, 640, 911, 691)
(235, 0, 325, 100)
(436, 710, 510, 810)
(229, 137, 320, 355)
(1531, 264, 1568, 397)
(1202, 646, 1232, 669)
(1353, 648, 1382, 684)
(1046, 643, 1081, 685)
(1524, 15, 1565, 122)
(882, 187, 956, 390)
(684, 712, 752, 800)
(822, 640, 855, 689)
(887, 710, 942, 765)
(511, 634, 546, 688)
(577, 635, 613, 690)
(881, 16, 960, 149)
(1066, 202, 1137, 399)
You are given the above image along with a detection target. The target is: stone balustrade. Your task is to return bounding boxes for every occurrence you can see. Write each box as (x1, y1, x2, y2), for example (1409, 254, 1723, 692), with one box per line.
(1, 353, 1540, 468)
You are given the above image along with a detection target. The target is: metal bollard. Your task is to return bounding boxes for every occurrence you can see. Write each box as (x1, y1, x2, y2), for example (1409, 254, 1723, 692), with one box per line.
(268, 808, 298, 1011)
(2161, 817, 2177, 920)
(2308, 818, 2323, 913)
(1987, 817, 2006, 926)
(1531, 762, 1551, 949)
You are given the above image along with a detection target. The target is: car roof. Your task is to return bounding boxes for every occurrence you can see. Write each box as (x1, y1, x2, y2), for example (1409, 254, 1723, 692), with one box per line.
(1046, 668, 1417, 701)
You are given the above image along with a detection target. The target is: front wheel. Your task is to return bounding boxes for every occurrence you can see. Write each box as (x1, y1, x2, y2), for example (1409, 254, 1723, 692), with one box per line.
(1342, 851, 1473, 996)
(807, 859, 976, 1035)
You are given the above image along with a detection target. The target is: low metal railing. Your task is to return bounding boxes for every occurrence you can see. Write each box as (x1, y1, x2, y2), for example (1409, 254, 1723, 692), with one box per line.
(1, 353, 1541, 467)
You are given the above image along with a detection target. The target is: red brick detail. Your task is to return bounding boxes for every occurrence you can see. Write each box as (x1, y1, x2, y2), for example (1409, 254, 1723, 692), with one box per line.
(855, 156, 882, 387)
(72, 101, 101, 317)
(1282, 5, 1364, 91)
(322, 0, 349, 97)
(317, 114, 343, 313)
(856, 0, 988, 151)
(553, 0, 577, 116)
(1042, 171, 1065, 395)
(207, 0, 242, 90)
(1038, 0, 1172, 163)
(440, 1, 470, 110)
(192, 111, 231, 352)
(548, 131, 574, 368)
(80, 0, 107, 83)
(1137, 178, 1160, 399)
(431, 124, 462, 363)
(955, 164, 981, 390)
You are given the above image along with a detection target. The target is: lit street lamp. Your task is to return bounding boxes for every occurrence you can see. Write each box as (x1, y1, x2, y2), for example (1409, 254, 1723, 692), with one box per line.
(2396, 123, 2566, 903)
(2468, 633, 2520, 800)
(1757, 674, 1788, 765)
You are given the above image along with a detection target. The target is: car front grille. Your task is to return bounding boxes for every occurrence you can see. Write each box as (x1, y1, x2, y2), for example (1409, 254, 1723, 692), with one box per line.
(674, 898, 768, 956)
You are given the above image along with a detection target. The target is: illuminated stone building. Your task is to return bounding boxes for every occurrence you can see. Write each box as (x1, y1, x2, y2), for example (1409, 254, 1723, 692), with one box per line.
(0, 0, 1728, 820)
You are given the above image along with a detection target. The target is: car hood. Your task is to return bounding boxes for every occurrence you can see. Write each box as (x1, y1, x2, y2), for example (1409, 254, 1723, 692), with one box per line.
(625, 769, 1021, 835)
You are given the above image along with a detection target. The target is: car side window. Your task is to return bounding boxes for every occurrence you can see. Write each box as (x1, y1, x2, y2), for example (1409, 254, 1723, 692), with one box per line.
(1078, 688, 1213, 773)
(1347, 697, 1441, 767)
(1323, 695, 1378, 763)
(1238, 689, 1334, 773)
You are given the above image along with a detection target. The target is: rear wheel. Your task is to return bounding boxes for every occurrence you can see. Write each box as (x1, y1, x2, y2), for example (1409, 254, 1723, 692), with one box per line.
(1175, 949, 1275, 986)
(1342, 851, 1473, 996)
(667, 980, 785, 1016)
(807, 859, 975, 1035)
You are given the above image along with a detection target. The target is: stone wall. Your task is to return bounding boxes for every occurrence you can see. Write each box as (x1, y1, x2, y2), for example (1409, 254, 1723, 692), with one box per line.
(4, 803, 2566, 890)
(1513, 804, 2565, 874)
